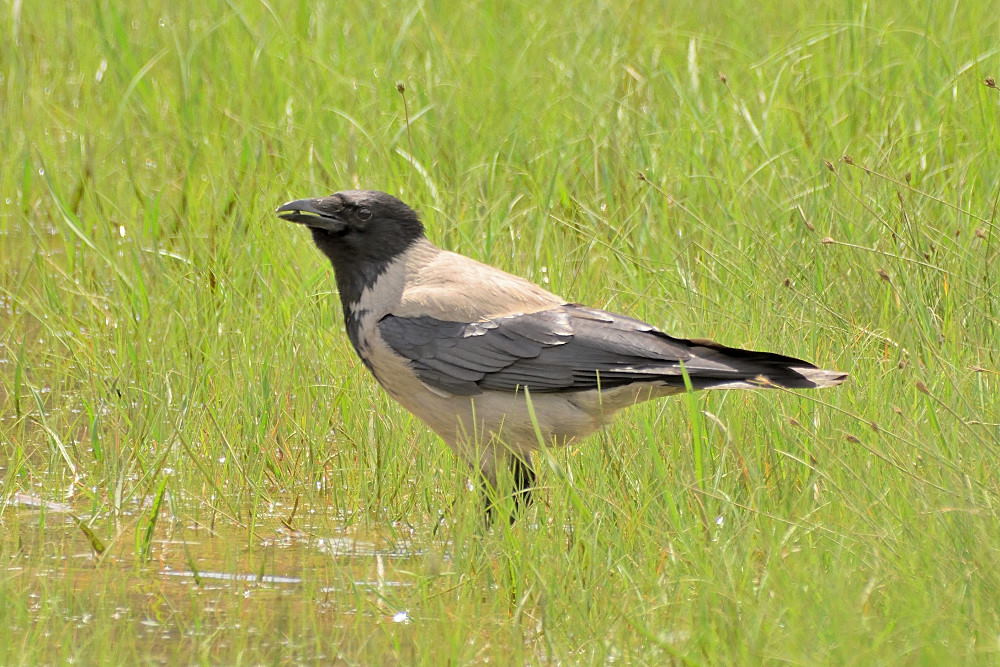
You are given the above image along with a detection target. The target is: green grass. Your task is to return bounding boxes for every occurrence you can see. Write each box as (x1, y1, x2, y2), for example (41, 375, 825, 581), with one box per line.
(1, 0, 998, 663)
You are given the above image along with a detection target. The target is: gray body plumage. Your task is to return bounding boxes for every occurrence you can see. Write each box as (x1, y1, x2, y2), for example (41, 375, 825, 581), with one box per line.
(277, 190, 847, 504)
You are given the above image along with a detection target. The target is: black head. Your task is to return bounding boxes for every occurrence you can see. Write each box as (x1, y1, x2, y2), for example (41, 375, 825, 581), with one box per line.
(277, 190, 424, 259)
(277, 190, 425, 305)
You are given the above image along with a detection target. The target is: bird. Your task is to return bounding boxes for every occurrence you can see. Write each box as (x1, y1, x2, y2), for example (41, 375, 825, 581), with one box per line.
(276, 190, 847, 521)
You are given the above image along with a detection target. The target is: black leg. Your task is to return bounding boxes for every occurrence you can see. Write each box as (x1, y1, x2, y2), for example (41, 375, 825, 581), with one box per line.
(480, 454, 536, 526)
(510, 454, 536, 521)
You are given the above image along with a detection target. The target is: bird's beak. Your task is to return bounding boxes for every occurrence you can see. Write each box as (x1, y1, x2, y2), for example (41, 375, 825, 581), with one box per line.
(276, 198, 347, 233)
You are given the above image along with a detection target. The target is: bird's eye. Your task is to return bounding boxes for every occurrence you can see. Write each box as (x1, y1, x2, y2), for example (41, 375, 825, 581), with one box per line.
(357, 207, 372, 221)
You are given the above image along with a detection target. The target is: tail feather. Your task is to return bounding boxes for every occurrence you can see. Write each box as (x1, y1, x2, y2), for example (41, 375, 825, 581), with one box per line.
(668, 337, 848, 391)
(687, 369, 848, 391)
(782, 366, 849, 389)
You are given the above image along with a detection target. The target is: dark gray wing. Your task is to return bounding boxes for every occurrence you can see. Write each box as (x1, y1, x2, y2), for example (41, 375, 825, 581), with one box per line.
(377, 304, 824, 396)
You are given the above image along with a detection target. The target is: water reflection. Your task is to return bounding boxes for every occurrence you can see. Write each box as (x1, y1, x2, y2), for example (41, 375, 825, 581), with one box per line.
(4, 496, 431, 594)
(159, 569, 303, 585)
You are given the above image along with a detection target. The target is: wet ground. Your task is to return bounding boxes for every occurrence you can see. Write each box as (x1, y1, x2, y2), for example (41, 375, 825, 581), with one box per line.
(1, 491, 454, 661)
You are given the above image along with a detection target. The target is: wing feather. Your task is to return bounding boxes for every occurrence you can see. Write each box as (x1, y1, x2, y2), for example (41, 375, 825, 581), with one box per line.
(377, 304, 832, 396)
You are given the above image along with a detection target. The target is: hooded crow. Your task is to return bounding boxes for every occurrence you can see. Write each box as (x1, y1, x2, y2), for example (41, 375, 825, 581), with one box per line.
(277, 190, 847, 520)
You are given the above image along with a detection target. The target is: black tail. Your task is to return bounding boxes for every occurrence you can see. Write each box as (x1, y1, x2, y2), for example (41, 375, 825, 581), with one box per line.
(670, 337, 848, 390)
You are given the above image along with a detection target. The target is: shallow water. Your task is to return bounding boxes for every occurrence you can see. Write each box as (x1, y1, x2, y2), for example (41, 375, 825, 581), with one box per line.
(2, 493, 440, 660)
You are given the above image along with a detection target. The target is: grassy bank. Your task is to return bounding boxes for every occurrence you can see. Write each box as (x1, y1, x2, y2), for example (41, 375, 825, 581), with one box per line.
(1, 0, 998, 662)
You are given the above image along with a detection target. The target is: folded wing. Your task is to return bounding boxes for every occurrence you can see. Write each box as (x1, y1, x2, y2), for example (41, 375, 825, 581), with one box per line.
(377, 304, 846, 396)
